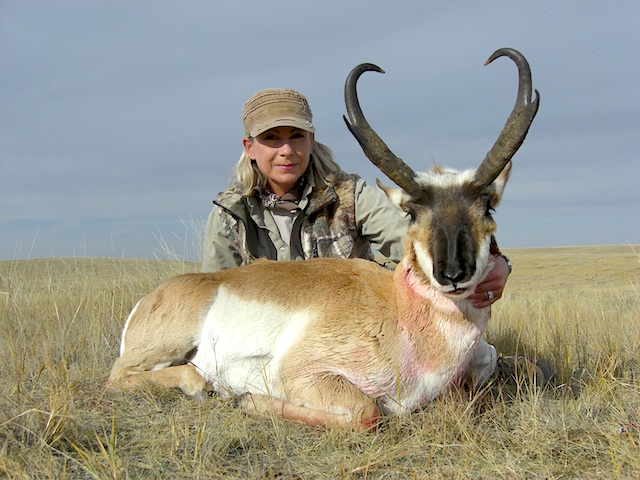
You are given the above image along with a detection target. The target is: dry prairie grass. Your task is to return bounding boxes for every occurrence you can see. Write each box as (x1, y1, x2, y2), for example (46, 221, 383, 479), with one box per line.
(0, 246, 638, 479)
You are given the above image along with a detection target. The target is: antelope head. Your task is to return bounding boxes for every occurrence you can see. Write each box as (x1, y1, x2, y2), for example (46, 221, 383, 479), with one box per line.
(344, 48, 539, 298)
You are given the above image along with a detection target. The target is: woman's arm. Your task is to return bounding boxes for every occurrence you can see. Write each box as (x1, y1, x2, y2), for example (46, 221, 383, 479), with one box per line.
(354, 179, 410, 263)
(201, 206, 244, 272)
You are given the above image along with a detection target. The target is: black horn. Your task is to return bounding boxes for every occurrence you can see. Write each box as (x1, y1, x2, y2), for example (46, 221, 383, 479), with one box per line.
(474, 48, 540, 187)
(343, 63, 422, 197)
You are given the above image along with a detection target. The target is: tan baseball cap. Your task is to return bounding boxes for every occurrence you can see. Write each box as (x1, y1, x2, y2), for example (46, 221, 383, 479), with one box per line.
(242, 88, 315, 137)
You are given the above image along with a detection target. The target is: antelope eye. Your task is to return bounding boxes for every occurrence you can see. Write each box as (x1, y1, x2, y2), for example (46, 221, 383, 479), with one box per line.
(482, 195, 495, 217)
(485, 203, 495, 217)
(404, 202, 418, 221)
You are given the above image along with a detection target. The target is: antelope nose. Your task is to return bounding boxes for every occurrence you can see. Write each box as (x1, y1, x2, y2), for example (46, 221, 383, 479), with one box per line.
(443, 267, 465, 285)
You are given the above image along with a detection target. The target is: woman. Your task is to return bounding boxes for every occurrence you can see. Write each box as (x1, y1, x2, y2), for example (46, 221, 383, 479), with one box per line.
(201, 87, 513, 385)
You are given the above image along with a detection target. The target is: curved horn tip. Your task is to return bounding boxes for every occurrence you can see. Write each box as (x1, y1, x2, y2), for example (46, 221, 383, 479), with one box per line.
(357, 63, 385, 74)
(484, 47, 526, 66)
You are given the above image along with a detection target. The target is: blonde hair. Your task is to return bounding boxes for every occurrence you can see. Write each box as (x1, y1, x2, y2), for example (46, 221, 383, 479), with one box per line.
(233, 140, 349, 196)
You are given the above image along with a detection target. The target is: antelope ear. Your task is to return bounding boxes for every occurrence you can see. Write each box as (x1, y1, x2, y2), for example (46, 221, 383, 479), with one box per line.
(489, 161, 512, 208)
(376, 179, 412, 212)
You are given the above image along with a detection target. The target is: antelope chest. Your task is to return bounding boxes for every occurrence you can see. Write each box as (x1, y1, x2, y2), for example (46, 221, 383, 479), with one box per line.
(380, 288, 489, 414)
(374, 320, 481, 415)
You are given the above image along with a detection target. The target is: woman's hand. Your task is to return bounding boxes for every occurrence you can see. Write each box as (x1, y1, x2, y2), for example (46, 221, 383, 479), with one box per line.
(470, 255, 510, 308)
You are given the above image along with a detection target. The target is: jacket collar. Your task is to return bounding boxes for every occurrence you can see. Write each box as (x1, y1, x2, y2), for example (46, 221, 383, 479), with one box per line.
(214, 174, 338, 219)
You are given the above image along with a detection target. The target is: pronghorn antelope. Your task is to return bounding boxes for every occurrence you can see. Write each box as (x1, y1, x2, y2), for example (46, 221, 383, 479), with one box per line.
(108, 48, 539, 430)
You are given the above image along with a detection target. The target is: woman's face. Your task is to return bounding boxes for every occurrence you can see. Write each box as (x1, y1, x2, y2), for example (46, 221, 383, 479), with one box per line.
(244, 126, 314, 196)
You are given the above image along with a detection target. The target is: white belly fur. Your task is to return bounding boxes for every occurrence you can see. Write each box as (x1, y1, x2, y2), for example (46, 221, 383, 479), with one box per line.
(191, 285, 314, 398)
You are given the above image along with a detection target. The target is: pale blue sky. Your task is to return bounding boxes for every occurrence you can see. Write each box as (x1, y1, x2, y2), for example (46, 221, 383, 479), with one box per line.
(1, 1, 639, 260)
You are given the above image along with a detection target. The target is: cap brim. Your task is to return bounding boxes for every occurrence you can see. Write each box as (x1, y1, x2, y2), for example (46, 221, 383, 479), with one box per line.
(249, 118, 315, 137)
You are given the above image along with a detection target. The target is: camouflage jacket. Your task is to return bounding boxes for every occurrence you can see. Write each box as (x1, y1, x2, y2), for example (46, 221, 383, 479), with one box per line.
(201, 175, 408, 272)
